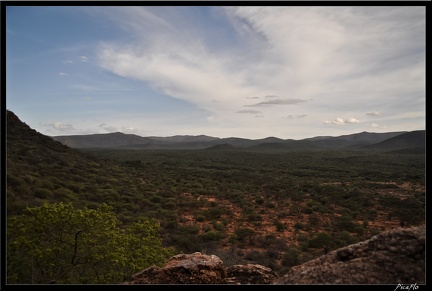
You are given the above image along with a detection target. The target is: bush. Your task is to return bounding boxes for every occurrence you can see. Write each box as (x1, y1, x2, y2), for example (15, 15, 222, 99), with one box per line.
(281, 247, 300, 267)
(273, 219, 285, 232)
(33, 188, 53, 199)
(200, 230, 223, 241)
(7, 202, 173, 284)
(149, 195, 163, 204)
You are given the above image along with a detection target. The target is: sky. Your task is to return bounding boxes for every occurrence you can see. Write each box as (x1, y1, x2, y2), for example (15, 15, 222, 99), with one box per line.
(5, 5, 426, 140)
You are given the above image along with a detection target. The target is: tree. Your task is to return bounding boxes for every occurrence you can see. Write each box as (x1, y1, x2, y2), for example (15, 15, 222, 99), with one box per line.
(308, 232, 332, 254)
(234, 227, 255, 245)
(7, 202, 174, 284)
(281, 247, 300, 267)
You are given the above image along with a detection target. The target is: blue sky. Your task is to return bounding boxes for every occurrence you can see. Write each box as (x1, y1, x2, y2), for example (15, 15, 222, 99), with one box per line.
(6, 5, 426, 139)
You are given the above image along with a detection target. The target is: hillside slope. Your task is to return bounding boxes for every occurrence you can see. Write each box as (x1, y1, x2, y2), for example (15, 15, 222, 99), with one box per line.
(361, 130, 425, 151)
(5, 110, 144, 215)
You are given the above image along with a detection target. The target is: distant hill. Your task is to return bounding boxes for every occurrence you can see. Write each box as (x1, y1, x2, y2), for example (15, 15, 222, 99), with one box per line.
(0, 108, 408, 152)
(302, 131, 407, 149)
(50, 129, 425, 152)
(51, 132, 154, 148)
(361, 130, 425, 151)
(51, 132, 221, 149)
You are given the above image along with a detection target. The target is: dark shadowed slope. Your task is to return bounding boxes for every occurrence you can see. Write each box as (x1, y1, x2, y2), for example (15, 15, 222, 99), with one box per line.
(361, 130, 425, 151)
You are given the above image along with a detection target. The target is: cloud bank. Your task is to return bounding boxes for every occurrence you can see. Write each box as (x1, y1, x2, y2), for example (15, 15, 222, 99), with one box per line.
(92, 6, 424, 138)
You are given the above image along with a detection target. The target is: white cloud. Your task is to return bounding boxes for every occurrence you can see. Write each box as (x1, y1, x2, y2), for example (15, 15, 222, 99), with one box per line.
(90, 6, 424, 139)
(371, 123, 387, 129)
(332, 118, 345, 125)
(345, 117, 360, 123)
(98, 123, 138, 134)
(80, 56, 88, 62)
(58, 72, 68, 76)
(53, 122, 74, 131)
(121, 126, 137, 134)
(324, 117, 360, 125)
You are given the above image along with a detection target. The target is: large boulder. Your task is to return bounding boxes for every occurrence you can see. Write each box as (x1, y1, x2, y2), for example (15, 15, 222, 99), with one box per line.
(273, 225, 425, 284)
(123, 252, 227, 284)
(122, 252, 279, 284)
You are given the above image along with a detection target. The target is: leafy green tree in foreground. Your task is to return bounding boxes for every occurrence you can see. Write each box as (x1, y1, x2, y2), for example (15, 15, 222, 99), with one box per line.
(7, 202, 174, 284)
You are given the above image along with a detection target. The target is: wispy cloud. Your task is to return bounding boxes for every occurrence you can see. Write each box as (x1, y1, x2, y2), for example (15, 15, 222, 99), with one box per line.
(95, 6, 424, 135)
(42, 122, 76, 132)
(367, 111, 381, 116)
(236, 110, 261, 114)
(99, 123, 137, 134)
(99, 123, 118, 133)
(285, 114, 307, 119)
(245, 98, 307, 107)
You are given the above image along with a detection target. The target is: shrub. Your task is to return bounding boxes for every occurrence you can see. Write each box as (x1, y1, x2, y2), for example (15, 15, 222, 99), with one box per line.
(200, 230, 223, 241)
(33, 188, 53, 199)
(7, 202, 173, 284)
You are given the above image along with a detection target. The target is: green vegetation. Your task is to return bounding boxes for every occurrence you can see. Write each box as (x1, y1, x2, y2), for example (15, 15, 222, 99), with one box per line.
(7, 202, 174, 284)
(6, 110, 426, 281)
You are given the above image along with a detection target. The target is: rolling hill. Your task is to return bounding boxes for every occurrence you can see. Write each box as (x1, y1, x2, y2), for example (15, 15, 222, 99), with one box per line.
(50, 129, 424, 152)
(361, 130, 425, 151)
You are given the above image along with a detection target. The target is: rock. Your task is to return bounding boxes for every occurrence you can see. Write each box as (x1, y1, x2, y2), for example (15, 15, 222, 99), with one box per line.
(123, 252, 277, 284)
(225, 264, 279, 284)
(122, 225, 425, 285)
(273, 225, 425, 284)
(123, 252, 227, 284)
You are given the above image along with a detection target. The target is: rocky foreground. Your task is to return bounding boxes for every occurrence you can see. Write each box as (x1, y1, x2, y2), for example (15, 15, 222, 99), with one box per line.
(123, 224, 425, 284)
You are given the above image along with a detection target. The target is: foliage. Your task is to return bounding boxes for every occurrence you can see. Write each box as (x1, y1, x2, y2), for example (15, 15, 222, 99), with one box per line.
(308, 232, 332, 253)
(234, 228, 255, 244)
(7, 202, 173, 284)
(200, 230, 224, 241)
(6, 110, 426, 276)
(281, 247, 300, 267)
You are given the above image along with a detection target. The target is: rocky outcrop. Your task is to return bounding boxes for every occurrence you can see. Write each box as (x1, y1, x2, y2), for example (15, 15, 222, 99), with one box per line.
(123, 225, 425, 284)
(122, 252, 226, 284)
(273, 224, 425, 284)
(122, 252, 279, 284)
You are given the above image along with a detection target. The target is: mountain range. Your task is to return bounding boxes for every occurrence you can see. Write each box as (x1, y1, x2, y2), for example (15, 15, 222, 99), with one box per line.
(50, 129, 425, 152)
